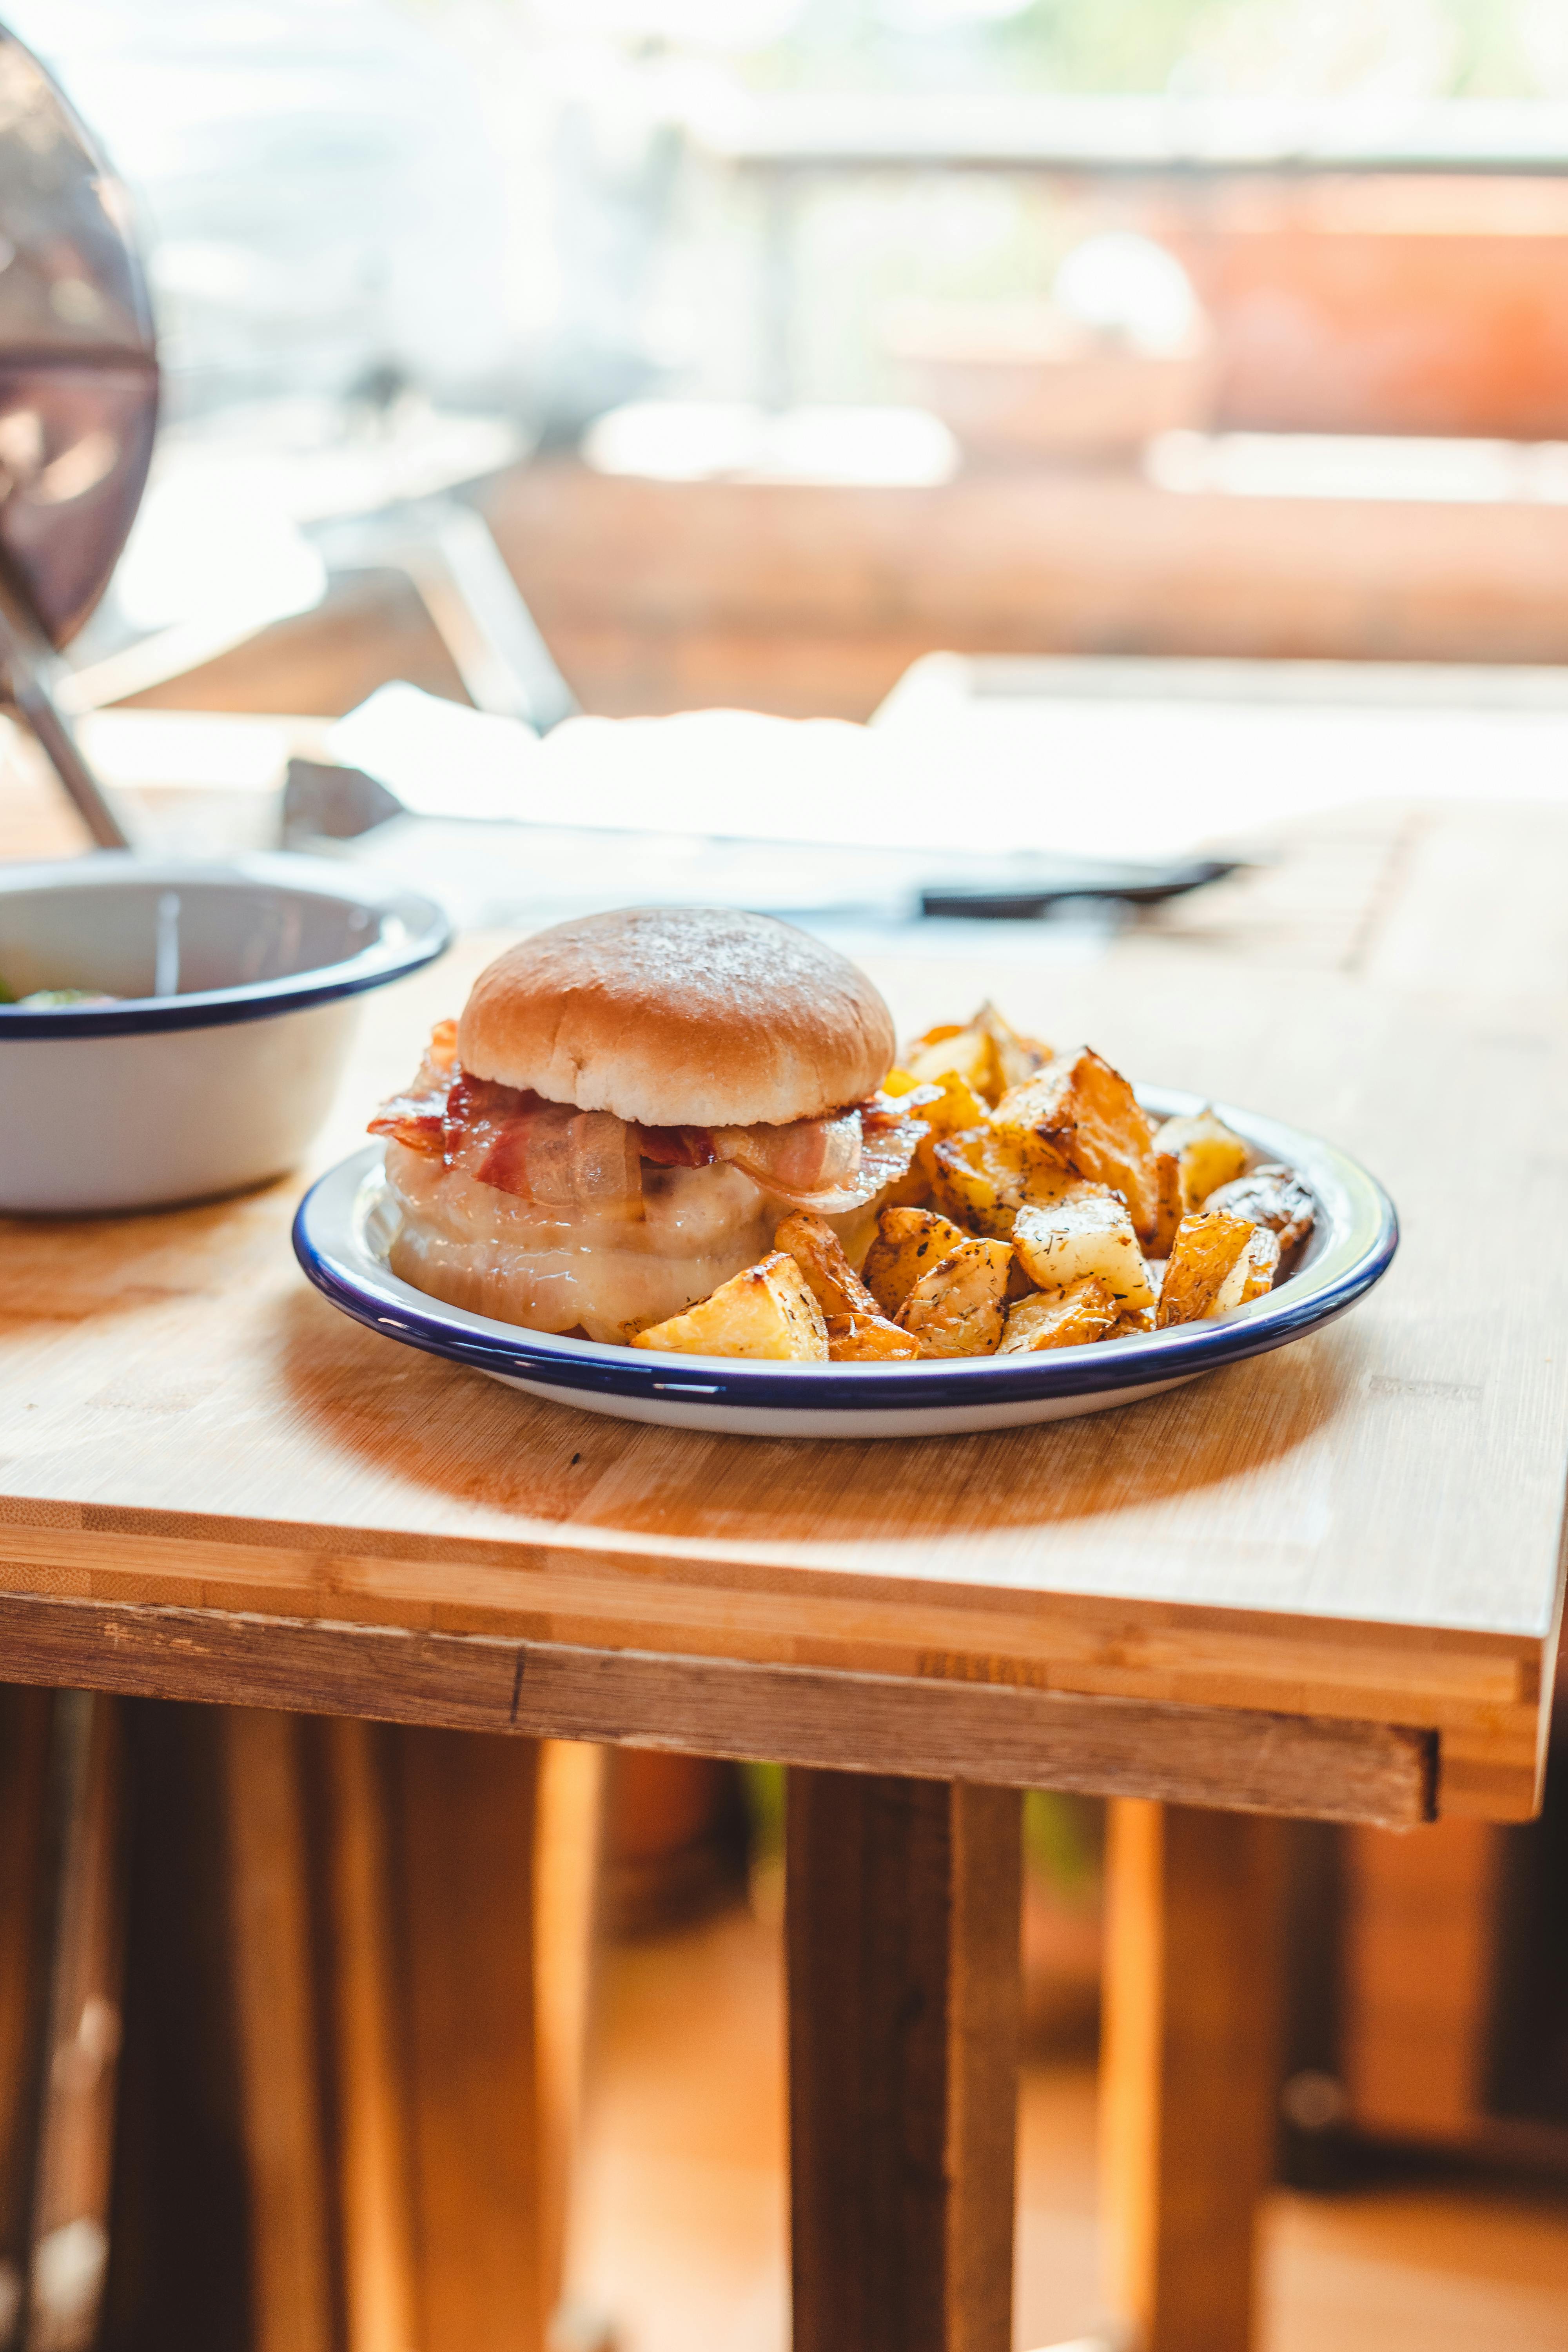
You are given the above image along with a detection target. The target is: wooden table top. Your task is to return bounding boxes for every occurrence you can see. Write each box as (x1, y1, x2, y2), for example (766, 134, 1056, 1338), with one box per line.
(3, 799, 1564, 1828)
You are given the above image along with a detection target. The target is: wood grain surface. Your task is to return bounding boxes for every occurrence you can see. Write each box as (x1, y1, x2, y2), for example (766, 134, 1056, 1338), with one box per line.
(2, 836, 1564, 1822)
(1101, 1800, 1286, 2352)
(786, 1773, 1021, 2352)
(0, 1594, 1435, 1826)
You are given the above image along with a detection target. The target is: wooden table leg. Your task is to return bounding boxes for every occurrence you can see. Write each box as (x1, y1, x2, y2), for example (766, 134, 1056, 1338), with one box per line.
(217, 1713, 604, 2352)
(27, 1691, 127, 2352)
(223, 1708, 336, 2352)
(786, 1771, 1022, 2352)
(1100, 1800, 1285, 2352)
(0, 1687, 53, 2352)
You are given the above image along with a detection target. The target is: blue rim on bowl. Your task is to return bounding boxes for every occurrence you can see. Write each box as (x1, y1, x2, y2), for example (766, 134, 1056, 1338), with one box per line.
(292, 1091, 1398, 1417)
(0, 852, 452, 1036)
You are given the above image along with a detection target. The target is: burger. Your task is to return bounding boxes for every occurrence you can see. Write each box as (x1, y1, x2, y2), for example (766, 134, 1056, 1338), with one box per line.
(368, 906, 928, 1343)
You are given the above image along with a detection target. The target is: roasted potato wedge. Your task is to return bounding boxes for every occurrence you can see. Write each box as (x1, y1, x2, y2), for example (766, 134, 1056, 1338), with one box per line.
(1011, 1191, 1156, 1312)
(926, 1131, 1007, 1236)
(894, 1236, 1013, 1358)
(825, 1311, 921, 1362)
(1149, 1148, 1184, 1256)
(632, 1250, 828, 1359)
(1154, 1108, 1251, 1213)
(992, 1047, 1164, 1244)
(775, 1210, 880, 1321)
(917, 1067, 993, 1139)
(998, 1276, 1118, 1354)
(976, 999, 1051, 1094)
(862, 1207, 969, 1318)
(927, 1124, 1085, 1238)
(902, 1021, 999, 1102)
(1106, 1303, 1156, 1338)
(1203, 1163, 1315, 1257)
(1214, 1225, 1281, 1311)
(1156, 1210, 1268, 1328)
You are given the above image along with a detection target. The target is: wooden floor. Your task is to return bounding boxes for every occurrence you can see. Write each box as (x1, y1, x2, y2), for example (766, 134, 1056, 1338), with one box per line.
(565, 1903, 1568, 2352)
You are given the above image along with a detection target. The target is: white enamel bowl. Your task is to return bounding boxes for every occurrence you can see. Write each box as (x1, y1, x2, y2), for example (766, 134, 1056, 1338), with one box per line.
(0, 854, 449, 1213)
(293, 1091, 1397, 1441)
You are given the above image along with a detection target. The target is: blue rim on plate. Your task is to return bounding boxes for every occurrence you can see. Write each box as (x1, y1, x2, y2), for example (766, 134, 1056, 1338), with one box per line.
(0, 853, 452, 1036)
(292, 1090, 1398, 1420)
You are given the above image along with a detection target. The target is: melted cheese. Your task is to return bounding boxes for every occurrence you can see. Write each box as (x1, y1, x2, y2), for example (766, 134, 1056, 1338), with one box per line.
(385, 1145, 777, 1342)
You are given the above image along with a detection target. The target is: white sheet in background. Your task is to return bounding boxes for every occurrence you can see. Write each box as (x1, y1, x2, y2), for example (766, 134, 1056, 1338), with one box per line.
(328, 675, 1568, 868)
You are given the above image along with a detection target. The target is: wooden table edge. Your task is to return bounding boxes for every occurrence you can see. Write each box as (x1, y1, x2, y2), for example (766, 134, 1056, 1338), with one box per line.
(0, 1588, 1441, 1826)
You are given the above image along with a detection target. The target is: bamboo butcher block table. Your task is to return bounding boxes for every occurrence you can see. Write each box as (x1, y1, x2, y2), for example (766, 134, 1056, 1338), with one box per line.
(3, 797, 1566, 2352)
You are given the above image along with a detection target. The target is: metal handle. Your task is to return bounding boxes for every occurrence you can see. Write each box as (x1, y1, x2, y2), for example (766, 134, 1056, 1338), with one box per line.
(0, 563, 129, 851)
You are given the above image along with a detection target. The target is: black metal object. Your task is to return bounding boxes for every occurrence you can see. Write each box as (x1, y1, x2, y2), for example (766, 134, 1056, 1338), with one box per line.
(0, 23, 159, 849)
(919, 855, 1238, 920)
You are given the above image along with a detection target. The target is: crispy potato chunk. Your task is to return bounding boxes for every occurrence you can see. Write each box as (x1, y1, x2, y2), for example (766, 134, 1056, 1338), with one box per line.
(825, 1312, 921, 1362)
(913, 1074, 992, 1201)
(1203, 1164, 1315, 1257)
(998, 1276, 1118, 1355)
(903, 1022, 999, 1101)
(894, 1236, 1013, 1358)
(976, 1000, 1051, 1095)
(775, 1210, 880, 1321)
(1156, 1210, 1268, 1328)
(1154, 1109, 1252, 1213)
(993, 1047, 1163, 1244)
(926, 1132, 1006, 1235)
(920, 1067, 992, 1138)
(1149, 1149, 1184, 1256)
(862, 1208, 968, 1318)
(928, 1125, 1085, 1238)
(1011, 1192, 1156, 1312)
(1105, 1304, 1156, 1339)
(1214, 1225, 1281, 1311)
(902, 1003, 1050, 1107)
(632, 1251, 828, 1359)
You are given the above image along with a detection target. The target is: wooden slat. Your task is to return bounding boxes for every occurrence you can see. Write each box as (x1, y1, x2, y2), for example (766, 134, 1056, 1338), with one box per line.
(320, 1719, 418, 2352)
(26, 1695, 126, 2352)
(391, 1726, 550, 2352)
(0, 1690, 53, 2352)
(1339, 1817, 1501, 2142)
(0, 1595, 1435, 1827)
(220, 1710, 337, 2352)
(786, 1773, 1021, 2352)
(1100, 1800, 1286, 2352)
(0, 1521, 1533, 1784)
(214, 1714, 597, 2352)
(531, 1740, 605, 2324)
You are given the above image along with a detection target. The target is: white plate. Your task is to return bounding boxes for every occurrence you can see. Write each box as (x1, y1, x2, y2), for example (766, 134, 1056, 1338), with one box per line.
(294, 1091, 1396, 1440)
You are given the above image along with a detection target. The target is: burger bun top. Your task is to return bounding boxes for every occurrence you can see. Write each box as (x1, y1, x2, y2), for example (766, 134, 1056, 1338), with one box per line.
(457, 906, 897, 1129)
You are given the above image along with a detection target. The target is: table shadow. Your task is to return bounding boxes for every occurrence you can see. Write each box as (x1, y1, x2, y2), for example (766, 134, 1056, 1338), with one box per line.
(274, 1276, 1358, 1550)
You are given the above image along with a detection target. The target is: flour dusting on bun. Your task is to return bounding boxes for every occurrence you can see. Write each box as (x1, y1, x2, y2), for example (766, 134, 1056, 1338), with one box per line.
(459, 906, 895, 1129)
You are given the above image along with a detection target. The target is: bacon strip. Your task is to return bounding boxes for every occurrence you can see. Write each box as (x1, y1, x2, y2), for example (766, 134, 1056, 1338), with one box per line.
(771, 1126, 926, 1212)
(437, 1076, 642, 1207)
(371, 1030, 923, 1214)
(368, 1020, 461, 1157)
(712, 1110, 863, 1196)
(635, 1125, 715, 1169)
